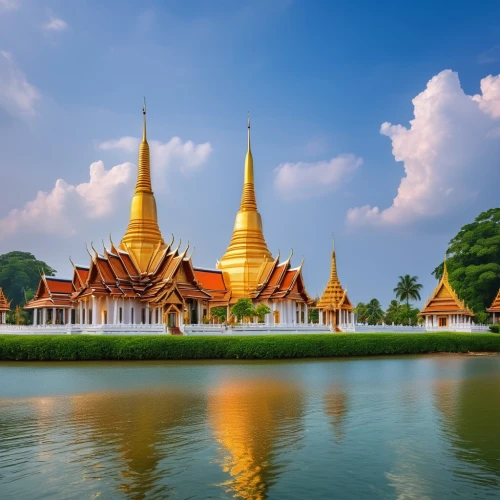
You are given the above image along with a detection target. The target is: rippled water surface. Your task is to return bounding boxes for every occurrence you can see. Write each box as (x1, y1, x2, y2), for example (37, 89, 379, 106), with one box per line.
(1, 355, 500, 499)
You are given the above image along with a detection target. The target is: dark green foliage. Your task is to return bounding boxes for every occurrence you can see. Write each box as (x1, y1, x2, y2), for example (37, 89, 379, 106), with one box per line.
(384, 301, 420, 326)
(255, 304, 271, 322)
(0, 251, 56, 308)
(432, 208, 500, 313)
(489, 324, 500, 333)
(230, 298, 255, 321)
(355, 299, 384, 324)
(1, 333, 499, 361)
(210, 306, 227, 323)
(394, 275, 423, 310)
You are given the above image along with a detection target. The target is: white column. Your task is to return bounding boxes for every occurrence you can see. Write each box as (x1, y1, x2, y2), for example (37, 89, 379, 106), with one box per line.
(145, 305, 150, 325)
(92, 297, 97, 325)
(33, 308, 38, 326)
(42, 308, 47, 325)
(304, 303, 308, 325)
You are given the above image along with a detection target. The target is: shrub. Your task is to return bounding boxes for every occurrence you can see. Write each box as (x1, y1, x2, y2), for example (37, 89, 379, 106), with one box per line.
(0, 332, 500, 361)
(489, 324, 500, 333)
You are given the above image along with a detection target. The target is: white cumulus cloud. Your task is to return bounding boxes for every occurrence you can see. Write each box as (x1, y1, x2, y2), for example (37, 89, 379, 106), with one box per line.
(43, 16, 68, 32)
(0, 161, 132, 237)
(274, 154, 362, 200)
(0, 50, 40, 117)
(99, 135, 213, 181)
(347, 70, 500, 228)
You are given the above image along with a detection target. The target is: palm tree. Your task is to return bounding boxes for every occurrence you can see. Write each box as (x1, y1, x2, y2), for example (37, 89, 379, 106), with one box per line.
(394, 275, 423, 311)
(365, 298, 384, 325)
(385, 300, 402, 324)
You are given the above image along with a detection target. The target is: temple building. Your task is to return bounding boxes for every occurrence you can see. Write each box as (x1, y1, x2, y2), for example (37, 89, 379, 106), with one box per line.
(25, 275, 76, 325)
(26, 104, 211, 331)
(486, 289, 500, 323)
(314, 238, 354, 331)
(0, 287, 11, 324)
(418, 260, 474, 329)
(214, 119, 312, 324)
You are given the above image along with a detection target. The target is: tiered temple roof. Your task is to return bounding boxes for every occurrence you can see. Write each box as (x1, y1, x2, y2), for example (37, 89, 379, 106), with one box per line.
(71, 240, 211, 305)
(486, 289, 500, 313)
(25, 275, 75, 310)
(316, 239, 353, 312)
(418, 260, 474, 317)
(252, 252, 311, 303)
(0, 287, 11, 313)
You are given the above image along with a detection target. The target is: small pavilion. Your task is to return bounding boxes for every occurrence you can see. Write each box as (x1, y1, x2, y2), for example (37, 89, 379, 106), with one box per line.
(0, 287, 11, 324)
(418, 260, 474, 329)
(315, 238, 354, 332)
(486, 289, 500, 323)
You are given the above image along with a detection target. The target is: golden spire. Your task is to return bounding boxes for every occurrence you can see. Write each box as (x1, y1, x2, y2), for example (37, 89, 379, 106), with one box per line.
(240, 114, 257, 210)
(217, 116, 272, 299)
(442, 256, 449, 283)
(330, 234, 339, 282)
(120, 100, 165, 272)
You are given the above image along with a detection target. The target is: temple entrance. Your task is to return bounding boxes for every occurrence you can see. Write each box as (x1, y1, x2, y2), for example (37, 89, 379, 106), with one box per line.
(273, 310, 280, 324)
(438, 316, 448, 327)
(168, 313, 176, 328)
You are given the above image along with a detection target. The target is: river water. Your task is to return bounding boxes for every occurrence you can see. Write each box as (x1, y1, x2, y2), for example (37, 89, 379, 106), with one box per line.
(0, 355, 499, 499)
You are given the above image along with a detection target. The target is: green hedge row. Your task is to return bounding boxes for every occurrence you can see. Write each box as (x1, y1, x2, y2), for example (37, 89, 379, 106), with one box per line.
(0, 333, 500, 361)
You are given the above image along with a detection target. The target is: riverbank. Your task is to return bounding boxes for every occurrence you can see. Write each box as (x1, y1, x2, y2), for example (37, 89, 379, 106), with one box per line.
(0, 333, 499, 361)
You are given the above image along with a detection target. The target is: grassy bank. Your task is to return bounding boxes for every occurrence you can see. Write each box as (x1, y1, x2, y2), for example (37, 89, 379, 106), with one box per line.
(0, 333, 499, 361)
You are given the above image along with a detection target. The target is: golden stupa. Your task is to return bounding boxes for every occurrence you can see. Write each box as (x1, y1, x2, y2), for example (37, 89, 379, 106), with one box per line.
(217, 118, 273, 299)
(120, 100, 166, 272)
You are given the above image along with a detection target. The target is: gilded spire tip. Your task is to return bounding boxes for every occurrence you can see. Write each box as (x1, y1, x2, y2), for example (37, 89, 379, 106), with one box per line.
(142, 97, 147, 141)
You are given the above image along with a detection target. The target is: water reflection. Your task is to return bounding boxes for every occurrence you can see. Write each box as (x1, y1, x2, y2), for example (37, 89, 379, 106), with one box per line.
(323, 386, 348, 442)
(434, 370, 500, 487)
(69, 388, 207, 499)
(208, 378, 304, 500)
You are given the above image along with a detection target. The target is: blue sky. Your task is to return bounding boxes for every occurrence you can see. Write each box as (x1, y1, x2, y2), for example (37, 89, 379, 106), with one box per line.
(1, 0, 500, 308)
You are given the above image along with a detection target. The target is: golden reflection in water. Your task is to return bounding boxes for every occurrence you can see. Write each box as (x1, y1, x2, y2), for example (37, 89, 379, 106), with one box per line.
(69, 388, 205, 499)
(434, 372, 500, 484)
(323, 387, 348, 442)
(208, 378, 303, 500)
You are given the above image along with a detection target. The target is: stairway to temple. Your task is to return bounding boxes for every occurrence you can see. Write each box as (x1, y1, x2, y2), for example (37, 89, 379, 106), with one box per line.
(169, 327, 183, 335)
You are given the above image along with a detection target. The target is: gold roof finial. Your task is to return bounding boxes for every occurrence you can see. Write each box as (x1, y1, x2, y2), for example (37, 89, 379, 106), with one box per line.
(142, 96, 147, 141)
(240, 113, 256, 210)
(330, 234, 339, 282)
(442, 255, 449, 283)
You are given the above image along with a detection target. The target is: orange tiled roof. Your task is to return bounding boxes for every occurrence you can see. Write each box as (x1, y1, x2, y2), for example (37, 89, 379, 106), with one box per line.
(0, 287, 11, 312)
(252, 254, 311, 304)
(25, 275, 74, 309)
(487, 289, 500, 313)
(419, 261, 474, 317)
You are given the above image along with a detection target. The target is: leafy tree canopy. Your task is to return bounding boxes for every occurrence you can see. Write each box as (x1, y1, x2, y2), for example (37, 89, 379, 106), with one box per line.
(432, 208, 500, 312)
(255, 304, 271, 322)
(0, 251, 56, 308)
(230, 298, 255, 321)
(210, 306, 227, 323)
(394, 275, 422, 309)
(355, 298, 384, 325)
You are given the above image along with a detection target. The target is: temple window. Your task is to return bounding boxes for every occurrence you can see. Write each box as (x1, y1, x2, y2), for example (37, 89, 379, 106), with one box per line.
(131, 308, 134, 324)
(119, 307, 123, 324)
(141, 308, 146, 324)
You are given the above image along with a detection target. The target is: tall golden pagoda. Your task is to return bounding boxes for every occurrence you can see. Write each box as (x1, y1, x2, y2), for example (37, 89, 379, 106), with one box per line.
(316, 237, 353, 330)
(217, 118, 272, 299)
(120, 100, 166, 272)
